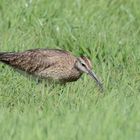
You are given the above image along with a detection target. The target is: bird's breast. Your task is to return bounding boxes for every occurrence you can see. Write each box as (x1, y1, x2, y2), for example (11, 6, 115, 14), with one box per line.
(59, 67, 83, 83)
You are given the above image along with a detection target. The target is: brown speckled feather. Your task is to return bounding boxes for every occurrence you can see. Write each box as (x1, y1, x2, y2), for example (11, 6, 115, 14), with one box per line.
(0, 49, 81, 83)
(0, 48, 103, 90)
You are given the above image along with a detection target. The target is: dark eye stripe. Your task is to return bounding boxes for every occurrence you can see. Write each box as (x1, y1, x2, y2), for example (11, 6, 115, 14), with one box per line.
(81, 57, 92, 69)
(81, 63, 86, 66)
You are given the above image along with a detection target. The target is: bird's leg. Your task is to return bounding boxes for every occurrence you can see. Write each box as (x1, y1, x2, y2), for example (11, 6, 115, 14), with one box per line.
(35, 78, 41, 85)
(58, 83, 66, 96)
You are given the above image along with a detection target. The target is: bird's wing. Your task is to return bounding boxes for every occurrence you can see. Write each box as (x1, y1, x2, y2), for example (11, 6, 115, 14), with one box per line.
(0, 49, 70, 74)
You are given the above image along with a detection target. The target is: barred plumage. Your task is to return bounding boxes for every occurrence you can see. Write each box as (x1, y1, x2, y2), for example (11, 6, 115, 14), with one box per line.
(0, 48, 103, 89)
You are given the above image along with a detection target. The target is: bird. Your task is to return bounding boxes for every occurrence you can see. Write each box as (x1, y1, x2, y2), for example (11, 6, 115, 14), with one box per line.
(0, 48, 103, 89)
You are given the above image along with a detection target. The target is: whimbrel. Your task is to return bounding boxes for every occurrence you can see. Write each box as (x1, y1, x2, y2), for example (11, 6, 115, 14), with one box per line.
(0, 48, 103, 89)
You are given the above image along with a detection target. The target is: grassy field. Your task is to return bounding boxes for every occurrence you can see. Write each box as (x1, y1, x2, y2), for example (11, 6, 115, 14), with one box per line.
(0, 0, 140, 139)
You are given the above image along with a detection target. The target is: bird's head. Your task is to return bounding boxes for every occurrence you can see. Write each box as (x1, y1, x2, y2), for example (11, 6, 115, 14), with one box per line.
(75, 56, 103, 90)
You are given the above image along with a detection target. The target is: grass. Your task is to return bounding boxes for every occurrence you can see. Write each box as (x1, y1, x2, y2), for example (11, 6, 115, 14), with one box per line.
(0, 0, 140, 139)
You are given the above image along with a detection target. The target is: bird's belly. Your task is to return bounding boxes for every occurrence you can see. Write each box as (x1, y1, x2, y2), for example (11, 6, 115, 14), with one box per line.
(53, 72, 82, 83)
(36, 69, 82, 83)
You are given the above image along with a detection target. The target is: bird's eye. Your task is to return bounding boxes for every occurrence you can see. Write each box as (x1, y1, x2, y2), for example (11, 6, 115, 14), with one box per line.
(81, 63, 85, 67)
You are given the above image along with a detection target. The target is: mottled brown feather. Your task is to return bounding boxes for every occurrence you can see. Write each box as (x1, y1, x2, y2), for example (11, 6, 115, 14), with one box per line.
(0, 49, 81, 83)
(0, 49, 103, 90)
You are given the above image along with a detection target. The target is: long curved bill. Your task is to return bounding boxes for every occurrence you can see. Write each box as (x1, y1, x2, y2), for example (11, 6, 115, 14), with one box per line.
(88, 70, 103, 91)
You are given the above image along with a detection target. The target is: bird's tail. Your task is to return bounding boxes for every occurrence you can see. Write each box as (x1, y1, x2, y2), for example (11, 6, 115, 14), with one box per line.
(0, 52, 15, 58)
(0, 52, 6, 55)
(0, 52, 17, 65)
(0, 52, 7, 59)
(0, 52, 9, 64)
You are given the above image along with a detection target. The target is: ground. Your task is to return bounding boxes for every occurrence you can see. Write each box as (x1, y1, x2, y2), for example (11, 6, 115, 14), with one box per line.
(0, 0, 140, 140)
